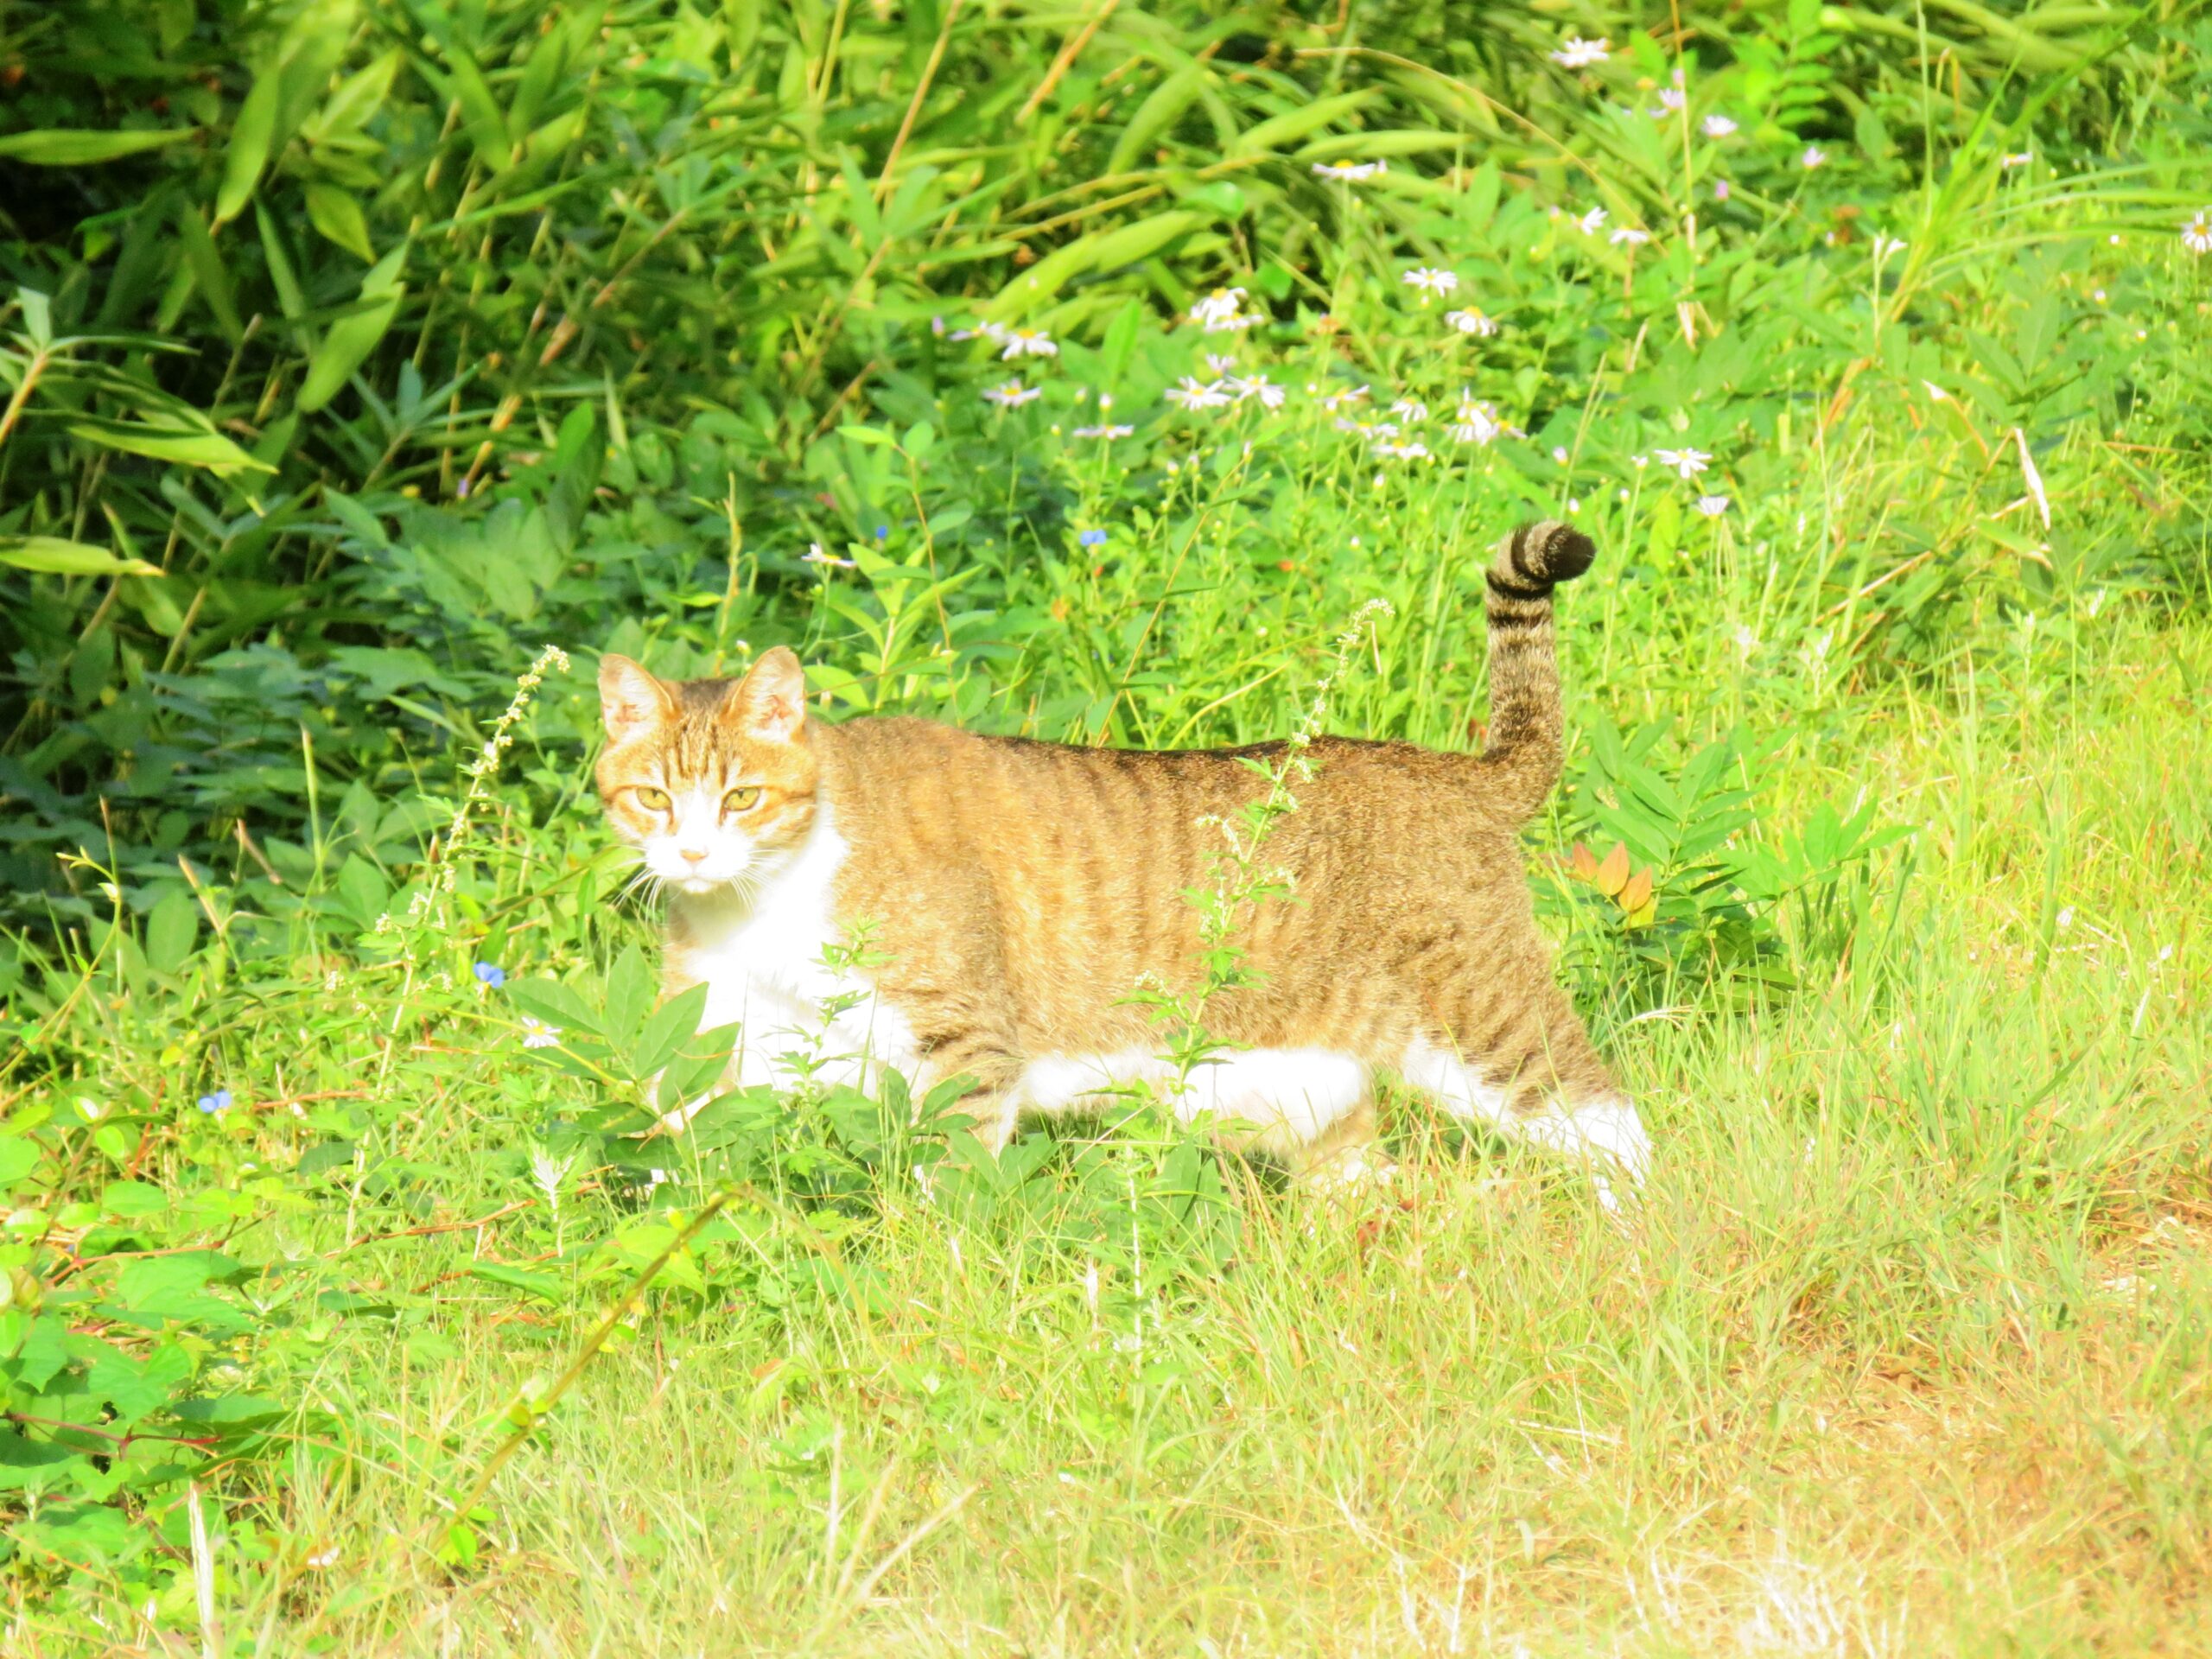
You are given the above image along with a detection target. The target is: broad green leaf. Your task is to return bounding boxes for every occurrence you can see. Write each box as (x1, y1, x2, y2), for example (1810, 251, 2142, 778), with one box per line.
(0, 128, 195, 165)
(0, 1135, 40, 1189)
(0, 537, 163, 577)
(1229, 89, 1381, 157)
(469, 1262, 565, 1304)
(144, 889, 201, 975)
(296, 245, 408, 412)
(306, 182, 375, 262)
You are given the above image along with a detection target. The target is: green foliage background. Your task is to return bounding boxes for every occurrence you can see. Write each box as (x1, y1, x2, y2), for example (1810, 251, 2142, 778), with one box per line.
(1, 0, 2209, 1643)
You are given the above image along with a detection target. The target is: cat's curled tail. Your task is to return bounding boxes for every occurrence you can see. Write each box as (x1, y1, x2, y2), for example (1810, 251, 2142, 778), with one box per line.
(1475, 518, 1596, 823)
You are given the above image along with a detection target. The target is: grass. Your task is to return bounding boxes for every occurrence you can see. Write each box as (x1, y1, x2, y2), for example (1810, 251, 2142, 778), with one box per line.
(11, 496, 2204, 1654)
(6, 9, 2211, 1650)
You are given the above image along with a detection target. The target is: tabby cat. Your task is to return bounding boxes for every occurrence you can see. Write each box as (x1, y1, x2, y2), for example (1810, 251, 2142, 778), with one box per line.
(595, 521, 1649, 1200)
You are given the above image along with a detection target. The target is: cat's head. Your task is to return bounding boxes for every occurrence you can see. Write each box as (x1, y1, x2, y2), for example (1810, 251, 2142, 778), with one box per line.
(594, 648, 818, 896)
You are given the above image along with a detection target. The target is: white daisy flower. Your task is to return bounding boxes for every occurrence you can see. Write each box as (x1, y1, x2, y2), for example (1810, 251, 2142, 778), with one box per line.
(1336, 416, 1401, 442)
(1164, 376, 1231, 410)
(976, 321, 1009, 343)
(1648, 86, 1687, 117)
(1071, 423, 1135, 439)
(982, 379, 1041, 407)
(1447, 399, 1504, 446)
(2182, 210, 2212, 256)
(1188, 288, 1249, 330)
(1701, 113, 1737, 137)
(1377, 440, 1433, 460)
(1801, 146, 1827, 169)
(1227, 375, 1287, 410)
(1205, 353, 1240, 376)
(1389, 397, 1428, 422)
(803, 542, 857, 568)
(1550, 35, 1610, 68)
(1574, 206, 1608, 235)
(1696, 494, 1731, 517)
(1313, 160, 1387, 181)
(1872, 233, 1908, 261)
(1402, 267, 1459, 299)
(520, 1017, 562, 1050)
(1319, 385, 1370, 412)
(1653, 447, 1712, 480)
(1610, 227, 1651, 246)
(999, 327, 1058, 359)
(2001, 151, 2033, 169)
(1443, 307, 1500, 336)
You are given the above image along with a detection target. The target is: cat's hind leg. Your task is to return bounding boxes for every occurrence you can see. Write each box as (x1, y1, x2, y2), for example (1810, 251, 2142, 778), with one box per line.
(1400, 1037, 1649, 1211)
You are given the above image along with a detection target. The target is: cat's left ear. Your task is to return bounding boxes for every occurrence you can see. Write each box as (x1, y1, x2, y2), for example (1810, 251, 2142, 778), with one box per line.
(727, 646, 808, 742)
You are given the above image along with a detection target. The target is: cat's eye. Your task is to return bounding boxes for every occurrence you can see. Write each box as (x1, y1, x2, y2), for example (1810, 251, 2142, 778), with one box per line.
(722, 785, 761, 813)
(632, 786, 671, 812)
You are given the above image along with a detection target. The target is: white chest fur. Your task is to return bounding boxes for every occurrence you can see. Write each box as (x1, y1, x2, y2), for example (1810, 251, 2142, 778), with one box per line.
(667, 806, 919, 1103)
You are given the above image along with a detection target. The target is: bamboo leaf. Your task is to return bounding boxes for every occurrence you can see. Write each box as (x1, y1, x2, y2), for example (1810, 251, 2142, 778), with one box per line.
(0, 537, 164, 577)
(215, 70, 284, 226)
(0, 129, 197, 166)
(63, 420, 275, 476)
(306, 183, 376, 263)
(296, 246, 409, 413)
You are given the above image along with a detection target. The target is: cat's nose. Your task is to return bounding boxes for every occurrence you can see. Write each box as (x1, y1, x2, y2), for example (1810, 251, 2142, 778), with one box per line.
(679, 848, 709, 863)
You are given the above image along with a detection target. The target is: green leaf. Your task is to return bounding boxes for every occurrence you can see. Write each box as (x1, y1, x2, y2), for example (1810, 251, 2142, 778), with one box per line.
(468, 1262, 565, 1305)
(216, 67, 284, 226)
(143, 890, 201, 975)
(0, 129, 196, 165)
(604, 944, 654, 1039)
(634, 983, 713, 1077)
(296, 245, 408, 412)
(0, 537, 163, 577)
(305, 183, 376, 262)
(61, 421, 274, 476)
(0, 1135, 41, 1190)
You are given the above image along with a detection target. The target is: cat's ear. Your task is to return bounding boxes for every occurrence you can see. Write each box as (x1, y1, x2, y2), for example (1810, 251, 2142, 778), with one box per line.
(727, 646, 807, 742)
(598, 655, 675, 744)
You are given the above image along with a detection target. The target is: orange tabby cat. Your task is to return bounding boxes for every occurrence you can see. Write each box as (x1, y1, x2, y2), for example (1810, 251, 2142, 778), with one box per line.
(595, 521, 1649, 1201)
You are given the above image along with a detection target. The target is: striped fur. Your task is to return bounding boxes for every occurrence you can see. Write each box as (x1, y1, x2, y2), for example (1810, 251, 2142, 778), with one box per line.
(595, 521, 1647, 1192)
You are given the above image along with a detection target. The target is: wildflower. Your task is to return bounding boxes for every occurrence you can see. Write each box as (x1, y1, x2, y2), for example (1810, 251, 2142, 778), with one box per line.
(874, 524, 890, 540)
(2183, 210, 2212, 256)
(1377, 440, 1432, 461)
(1696, 494, 1731, 517)
(1653, 447, 1712, 480)
(1801, 146, 1827, 169)
(1078, 530, 1108, 547)
(1313, 160, 1386, 181)
(1389, 398, 1428, 422)
(982, 379, 1041, 408)
(1701, 113, 1737, 137)
(1648, 86, 1686, 117)
(474, 962, 505, 988)
(976, 321, 1008, 344)
(1872, 233, 1908, 261)
(520, 1017, 562, 1050)
(1402, 267, 1459, 299)
(1443, 307, 1499, 336)
(2057, 906, 2075, 929)
(999, 327, 1057, 359)
(1732, 625, 1758, 658)
(1337, 416, 1401, 442)
(1446, 399, 1504, 446)
(1205, 353, 1240, 376)
(1189, 287, 1260, 332)
(1072, 423, 1135, 439)
(1226, 374, 1286, 410)
(1574, 206, 1608, 235)
(1550, 35, 1610, 68)
(196, 1089, 232, 1116)
(1319, 385, 1370, 412)
(930, 315, 947, 336)
(2000, 151, 2032, 169)
(1165, 376, 1231, 410)
(305, 1546, 340, 1570)
(1551, 445, 1570, 464)
(1713, 179, 1732, 200)
(803, 543, 856, 569)
(1610, 227, 1651, 247)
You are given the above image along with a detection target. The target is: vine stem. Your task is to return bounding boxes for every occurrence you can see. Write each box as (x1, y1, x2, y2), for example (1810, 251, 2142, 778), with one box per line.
(448, 1187, 734, 1526)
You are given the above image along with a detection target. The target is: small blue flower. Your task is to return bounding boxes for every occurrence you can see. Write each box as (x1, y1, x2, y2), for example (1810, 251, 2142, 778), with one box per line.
(1079, 529, 1108, 547)
(197, 1089, 232, 1116)
(874, 524, 890, 540)
(474, 962, 506, 988)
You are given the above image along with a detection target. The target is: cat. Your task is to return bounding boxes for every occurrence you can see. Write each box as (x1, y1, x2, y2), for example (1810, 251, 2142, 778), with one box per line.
(594, 520, 1649, 1203)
